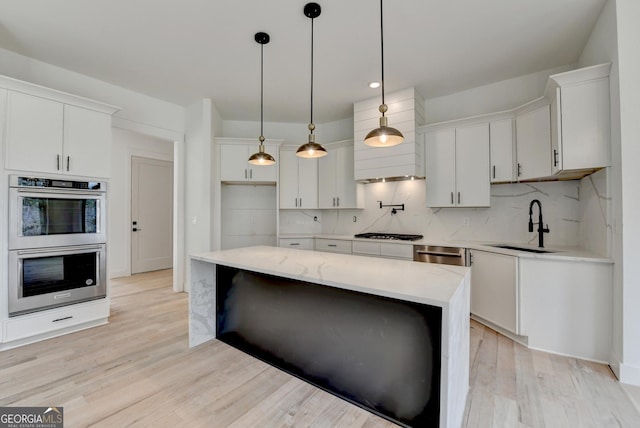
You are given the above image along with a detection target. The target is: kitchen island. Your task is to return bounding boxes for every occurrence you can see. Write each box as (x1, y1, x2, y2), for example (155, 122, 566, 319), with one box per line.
(189, 246, 470, 428)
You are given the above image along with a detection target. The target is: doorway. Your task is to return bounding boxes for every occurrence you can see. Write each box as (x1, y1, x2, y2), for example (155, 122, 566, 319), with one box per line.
(131, 156, 174, 274)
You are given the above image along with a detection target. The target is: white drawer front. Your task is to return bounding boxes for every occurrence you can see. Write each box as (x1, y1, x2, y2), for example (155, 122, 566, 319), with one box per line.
(380, 243, 414, 260)
(4, 299, 109, 342)
(315, 239, 352, 254)
(279, 238, 314, 251)
(352, 241, 381, 255)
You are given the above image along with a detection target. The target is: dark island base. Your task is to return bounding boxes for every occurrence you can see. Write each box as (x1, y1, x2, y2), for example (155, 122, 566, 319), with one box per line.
(216, 265, 443, 427)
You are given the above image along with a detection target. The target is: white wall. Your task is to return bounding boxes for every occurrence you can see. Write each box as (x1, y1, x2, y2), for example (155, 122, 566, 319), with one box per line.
(184, 99, 222, 291)
(424, 65, 574, 124)
(221, 184, 277, 249)
(109, 128, 174, 279)
(0, 47, 185, 135)
(615, 0, 640, 385)
(577, 0, 640, 385)
(222, 117, 352, 147)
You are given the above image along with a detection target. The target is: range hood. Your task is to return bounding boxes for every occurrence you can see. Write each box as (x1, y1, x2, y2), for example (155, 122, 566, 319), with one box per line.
(353, 87, 425, 182)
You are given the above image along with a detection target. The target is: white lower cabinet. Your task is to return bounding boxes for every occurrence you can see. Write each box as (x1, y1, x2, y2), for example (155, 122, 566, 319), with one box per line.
(519, 258, 612, 362)
(352, 241, 413, 260)
(278, 238, 314, 251)
(314, 238, 351, 254)
(470, 250, 518, 334)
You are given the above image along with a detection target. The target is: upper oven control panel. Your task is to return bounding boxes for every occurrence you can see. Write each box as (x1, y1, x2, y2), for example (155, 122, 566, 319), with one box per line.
(11, 175, 105, 191)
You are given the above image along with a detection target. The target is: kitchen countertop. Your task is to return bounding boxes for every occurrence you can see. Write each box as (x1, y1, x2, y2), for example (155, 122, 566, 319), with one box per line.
(191, 245, 469, 307)
(278, 233, 612, 263)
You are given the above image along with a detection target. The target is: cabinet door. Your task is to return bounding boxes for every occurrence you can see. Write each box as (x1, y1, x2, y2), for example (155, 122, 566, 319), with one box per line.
(559, 79, 610, 171)
(455, 123, 490, 207)
(470, 250, 518, 333)
(278, 150, 299, 209)
(550, 88, 562, 174)
(318, 148, 338, 208)
(220, 144, 250, 182)
(425, 128, 456, 207)
(335, 146, 362, 208)
(248, 143, 278, 182)
(63, 105, 111, 178)
(515, 104, 552, 181)
(297, 157, 318, 209)
(6, 91, 64, 173)
(489, 119, 514, 182)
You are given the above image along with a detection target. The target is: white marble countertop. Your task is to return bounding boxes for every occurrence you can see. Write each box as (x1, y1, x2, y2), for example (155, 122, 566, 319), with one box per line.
(192, 245, 469, 308)
(278, 233, 612, 263)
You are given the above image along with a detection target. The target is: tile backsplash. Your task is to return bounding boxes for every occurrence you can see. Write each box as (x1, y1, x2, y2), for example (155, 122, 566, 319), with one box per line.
(280, 170, 609, 256)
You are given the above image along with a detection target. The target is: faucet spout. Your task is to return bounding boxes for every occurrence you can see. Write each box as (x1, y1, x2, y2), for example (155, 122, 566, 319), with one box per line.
(528, 199, 549, 248)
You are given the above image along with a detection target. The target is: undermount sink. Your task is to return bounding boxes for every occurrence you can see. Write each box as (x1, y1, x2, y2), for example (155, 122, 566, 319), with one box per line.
(489, 244, 556, 254)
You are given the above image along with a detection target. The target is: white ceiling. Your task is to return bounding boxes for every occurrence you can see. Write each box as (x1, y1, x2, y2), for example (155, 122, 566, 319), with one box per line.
(0, 0, 606, 123)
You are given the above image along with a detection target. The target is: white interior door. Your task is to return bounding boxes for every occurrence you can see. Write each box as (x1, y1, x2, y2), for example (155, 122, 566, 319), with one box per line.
(131, 156, 173, 274)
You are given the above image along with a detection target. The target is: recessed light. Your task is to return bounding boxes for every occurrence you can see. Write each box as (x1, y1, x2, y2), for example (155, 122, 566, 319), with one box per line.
(369, 82, 380, 89)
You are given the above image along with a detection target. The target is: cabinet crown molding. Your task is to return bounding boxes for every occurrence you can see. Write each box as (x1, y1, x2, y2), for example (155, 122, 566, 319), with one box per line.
(0, 74, 120, 115)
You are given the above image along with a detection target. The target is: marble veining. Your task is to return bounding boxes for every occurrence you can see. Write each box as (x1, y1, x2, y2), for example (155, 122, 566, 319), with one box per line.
(286, 173, 609, 258)
(189, 245, 470, 428)
(191, 246, 468, 308)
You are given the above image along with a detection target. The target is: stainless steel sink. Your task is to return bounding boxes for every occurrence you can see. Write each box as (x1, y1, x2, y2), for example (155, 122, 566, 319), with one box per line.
(489, 244, 555, 254)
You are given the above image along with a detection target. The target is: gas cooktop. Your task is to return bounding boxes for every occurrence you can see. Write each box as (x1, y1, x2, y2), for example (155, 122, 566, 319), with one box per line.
(354, 233, 424, 241)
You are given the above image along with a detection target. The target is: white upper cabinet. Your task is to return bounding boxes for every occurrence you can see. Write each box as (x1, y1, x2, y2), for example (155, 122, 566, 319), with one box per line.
(515, 103, 552, 181)
(425, 123, 490, 207)
(4, 88, 117, 178)
(279, 149, 318, 209)
(218, 138, 279, 183)
(63, 105, 112, 178)
(318, 141, 364, 209)
(546, 63, 611, 176)
(489, 118, 515, 183)
(353, 87, 425, 180)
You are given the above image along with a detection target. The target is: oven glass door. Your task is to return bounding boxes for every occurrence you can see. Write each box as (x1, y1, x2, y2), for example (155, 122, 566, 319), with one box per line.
(22, 252, 98, 297)
(21, 197, 98, 236)
(9, 245, 107, 316)
(10, 189, 105, 249)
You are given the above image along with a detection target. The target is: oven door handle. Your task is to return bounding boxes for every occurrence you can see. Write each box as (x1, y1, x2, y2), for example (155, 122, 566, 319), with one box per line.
(415, 250, 463, 258)
(15, 188, 103, 197)
(16, 244, 104, 255)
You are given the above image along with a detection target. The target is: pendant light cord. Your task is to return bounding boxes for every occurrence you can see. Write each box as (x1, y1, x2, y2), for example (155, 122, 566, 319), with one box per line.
(380, 0, 385, 115)
(310, 16, 315, 133)
(260, 42, 264, 139)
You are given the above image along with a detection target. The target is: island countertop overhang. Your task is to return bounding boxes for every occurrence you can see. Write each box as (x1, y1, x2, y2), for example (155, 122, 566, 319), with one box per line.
(191, 245, 469, 308)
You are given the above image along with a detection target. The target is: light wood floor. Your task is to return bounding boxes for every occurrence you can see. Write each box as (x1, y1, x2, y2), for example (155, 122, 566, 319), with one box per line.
(1, 269, 638, 427)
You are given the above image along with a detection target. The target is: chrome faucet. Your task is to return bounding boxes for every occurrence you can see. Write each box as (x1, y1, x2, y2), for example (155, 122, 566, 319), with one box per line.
(528, 199, 550, 248)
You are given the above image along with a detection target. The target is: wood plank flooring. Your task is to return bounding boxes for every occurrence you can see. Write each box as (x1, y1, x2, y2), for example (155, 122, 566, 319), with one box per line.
(1, 269, 638, 427)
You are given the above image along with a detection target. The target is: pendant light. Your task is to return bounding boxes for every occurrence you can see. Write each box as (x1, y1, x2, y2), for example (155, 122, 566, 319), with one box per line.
(364, 0, 404, 147)
(248, 32, 276, 166)
(296, 2, 327, 159)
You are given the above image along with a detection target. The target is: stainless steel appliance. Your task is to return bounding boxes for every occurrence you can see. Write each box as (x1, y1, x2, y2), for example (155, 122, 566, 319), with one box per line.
(354, 232, 423, 241)
(8, 175, 108, 316)
(9, 244, 107, 316)
(413, 245, 469, 266)
(9, 175, 106, 249)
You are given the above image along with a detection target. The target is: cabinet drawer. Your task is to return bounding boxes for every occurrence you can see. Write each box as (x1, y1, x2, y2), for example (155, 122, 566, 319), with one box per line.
(380, 243, 413, 260)
(352, 241, 380, 255)
(4, 299, 109, 343)
(279, 238, 314, 251)
(315, 239, 352, 254)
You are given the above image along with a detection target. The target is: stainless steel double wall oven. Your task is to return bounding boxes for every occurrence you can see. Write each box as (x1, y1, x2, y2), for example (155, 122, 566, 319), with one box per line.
(8, 175, 107, 316)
